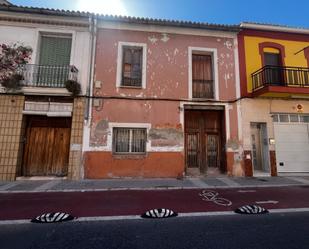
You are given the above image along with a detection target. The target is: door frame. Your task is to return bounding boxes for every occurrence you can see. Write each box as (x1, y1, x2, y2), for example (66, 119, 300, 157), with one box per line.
(184, 106, 226, 176)
(250, 122, 270, 176)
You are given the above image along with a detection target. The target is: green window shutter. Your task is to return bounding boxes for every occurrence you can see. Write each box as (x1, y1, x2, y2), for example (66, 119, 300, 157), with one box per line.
(39, 36, 72, 66)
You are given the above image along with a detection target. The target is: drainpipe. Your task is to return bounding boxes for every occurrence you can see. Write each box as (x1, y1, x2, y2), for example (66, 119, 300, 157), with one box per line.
(81, 14, 97, 179)
(85, 14, 97, 121)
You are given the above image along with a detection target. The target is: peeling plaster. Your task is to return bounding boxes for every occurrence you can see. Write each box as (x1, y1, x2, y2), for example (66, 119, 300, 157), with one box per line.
(224, 73, 231, 88)
(226, 138, 240, 150)
(148, 35, 158, 44)
(224, 40, 233, 50)
(136, 92, 144, 97)
(173, 48, 179, 56)
(161, 33, 170, 42)
(149, 127, 183, 147)
(91, 119, 110, 146)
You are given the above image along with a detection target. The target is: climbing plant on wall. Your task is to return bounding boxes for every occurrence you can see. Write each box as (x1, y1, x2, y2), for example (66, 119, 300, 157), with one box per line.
(0, 43, 32, 90)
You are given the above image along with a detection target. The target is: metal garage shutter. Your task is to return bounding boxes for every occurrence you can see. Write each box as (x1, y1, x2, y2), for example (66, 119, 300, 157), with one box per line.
(274, 123, 309, 172)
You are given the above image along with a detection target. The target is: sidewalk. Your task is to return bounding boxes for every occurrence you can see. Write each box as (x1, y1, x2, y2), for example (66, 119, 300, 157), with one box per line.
(1, 176, 309, 193)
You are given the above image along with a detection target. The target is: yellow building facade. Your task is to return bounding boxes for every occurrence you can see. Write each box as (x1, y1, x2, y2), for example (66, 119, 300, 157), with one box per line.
(238, 23, 309, 177)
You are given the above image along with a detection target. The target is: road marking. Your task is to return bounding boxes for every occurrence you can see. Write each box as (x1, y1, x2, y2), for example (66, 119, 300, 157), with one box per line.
(32, 180, 62, 191)
(0, 219, 30, 225)
(199, 190, 232, 206)
(256, 200, 278, 204)
(216, 177, 241, 187)
(2, 208, 309, 225)
(237, 190, 256, 193)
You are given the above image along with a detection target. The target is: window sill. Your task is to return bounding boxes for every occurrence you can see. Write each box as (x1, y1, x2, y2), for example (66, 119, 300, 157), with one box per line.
(118, 86, 143, 89)
(191, 97, 216, 101)
(113, 153, 147, 159)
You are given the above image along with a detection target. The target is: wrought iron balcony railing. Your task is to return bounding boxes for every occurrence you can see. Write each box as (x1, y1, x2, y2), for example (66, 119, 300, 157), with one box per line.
(252, 66, 309, 91)
(17, 64, 78, 88)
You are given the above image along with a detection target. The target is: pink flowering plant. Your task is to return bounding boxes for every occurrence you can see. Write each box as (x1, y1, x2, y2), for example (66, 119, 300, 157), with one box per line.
(0, 43, 32, 90)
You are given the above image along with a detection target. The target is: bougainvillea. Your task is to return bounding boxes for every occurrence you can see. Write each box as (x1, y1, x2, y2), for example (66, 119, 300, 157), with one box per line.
(0, 43, 32, 89)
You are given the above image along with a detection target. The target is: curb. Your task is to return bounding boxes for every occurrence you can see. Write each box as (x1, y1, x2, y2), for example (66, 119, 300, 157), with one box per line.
(1, 208, 309, 225)
(0, 183, 308, 194)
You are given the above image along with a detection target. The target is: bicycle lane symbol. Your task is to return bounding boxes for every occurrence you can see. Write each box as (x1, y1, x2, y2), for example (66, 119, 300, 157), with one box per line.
(199, 190, 232, 207)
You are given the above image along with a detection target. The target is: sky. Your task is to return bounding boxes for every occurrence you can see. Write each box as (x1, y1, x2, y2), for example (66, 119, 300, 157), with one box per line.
(9, 0, 309, 28)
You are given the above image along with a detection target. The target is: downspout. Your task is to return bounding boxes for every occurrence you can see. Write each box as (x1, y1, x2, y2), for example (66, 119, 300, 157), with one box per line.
(85, 14, 97, 121)
(82, 14, 97, 179)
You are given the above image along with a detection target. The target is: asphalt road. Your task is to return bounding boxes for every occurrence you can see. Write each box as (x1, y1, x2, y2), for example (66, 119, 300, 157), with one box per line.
(1, 212, 309, 249)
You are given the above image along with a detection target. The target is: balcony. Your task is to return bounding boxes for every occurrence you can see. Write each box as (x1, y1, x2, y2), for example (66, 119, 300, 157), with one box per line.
(251, 66, 309, 97)
(17, 64, 78, 88)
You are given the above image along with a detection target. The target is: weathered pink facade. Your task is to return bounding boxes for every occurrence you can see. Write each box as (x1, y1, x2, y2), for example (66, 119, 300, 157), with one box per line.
(84, 23, 241, 178)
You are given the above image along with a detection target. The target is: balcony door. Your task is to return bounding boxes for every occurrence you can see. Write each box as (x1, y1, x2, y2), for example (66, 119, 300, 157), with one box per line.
(192, 54, 214, 98)
(37, 35, 72, 87)
(264, 52, 284, 85)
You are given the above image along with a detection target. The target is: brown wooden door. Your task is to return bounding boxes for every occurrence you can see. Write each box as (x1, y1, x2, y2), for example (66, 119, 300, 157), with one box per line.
(192, 54, 214, 98)
(185, 110, 223, 174)
(206, 134, 220, 168)
(23, 116, 71, 176)
(264, 52, 283, 85)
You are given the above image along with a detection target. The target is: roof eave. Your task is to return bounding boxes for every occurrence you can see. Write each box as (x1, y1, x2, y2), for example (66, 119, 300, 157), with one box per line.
(240, 22, 309, 35)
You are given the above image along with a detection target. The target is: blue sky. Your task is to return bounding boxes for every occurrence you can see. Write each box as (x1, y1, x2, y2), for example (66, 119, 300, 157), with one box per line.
(10, 0, 309, 28)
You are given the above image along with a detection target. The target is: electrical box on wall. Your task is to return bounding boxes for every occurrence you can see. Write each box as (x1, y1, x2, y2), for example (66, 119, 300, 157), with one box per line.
(93, 99, 101, 107)
(95, 80, 102, 89)
(269, 138, 275, 145)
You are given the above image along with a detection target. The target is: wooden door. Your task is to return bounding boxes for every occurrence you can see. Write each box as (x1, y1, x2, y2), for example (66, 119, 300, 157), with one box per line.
(185, 110, 223, 174)
(23, 116, 71, 176)
(206, 134, 220, 168)
(264, 52, 283, 85)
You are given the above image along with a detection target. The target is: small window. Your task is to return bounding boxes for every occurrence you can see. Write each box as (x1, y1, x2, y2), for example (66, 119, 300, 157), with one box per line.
(300, 115, 309, 123)
(121, 46, 143, 87)
(279, 114, 289, 122)
(272, 114, 279, 122)
(113, 128, 147, 154)
(289, 114, 299, 122)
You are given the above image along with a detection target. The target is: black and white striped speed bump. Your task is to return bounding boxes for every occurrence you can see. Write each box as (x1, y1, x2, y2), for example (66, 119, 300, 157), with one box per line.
(141, 208, 178, 218)
(235, 205, 269, 214)
(31, 212, 75, 223)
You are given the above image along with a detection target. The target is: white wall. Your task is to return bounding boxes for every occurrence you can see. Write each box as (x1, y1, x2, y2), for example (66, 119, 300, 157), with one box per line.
(240, 98, 309, 151)
(0, 24, 91, 94)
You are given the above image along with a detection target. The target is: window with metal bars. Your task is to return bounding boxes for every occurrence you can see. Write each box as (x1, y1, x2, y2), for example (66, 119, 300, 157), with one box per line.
(121, 46, 143, 87)
(113, 128, 147, 154)
(192, 54, 214, 99)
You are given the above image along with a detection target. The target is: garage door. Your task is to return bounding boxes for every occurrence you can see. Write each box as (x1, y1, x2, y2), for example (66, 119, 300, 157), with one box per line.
(274, 119, 309, 173)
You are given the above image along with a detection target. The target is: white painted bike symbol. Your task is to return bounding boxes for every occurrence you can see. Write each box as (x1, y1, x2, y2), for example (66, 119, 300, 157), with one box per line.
(199, 190, 232, 207)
